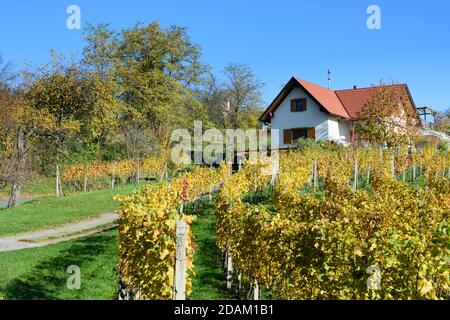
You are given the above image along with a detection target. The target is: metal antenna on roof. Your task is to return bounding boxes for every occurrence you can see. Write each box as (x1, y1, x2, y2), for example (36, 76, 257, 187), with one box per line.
(327, 69, 331, 90)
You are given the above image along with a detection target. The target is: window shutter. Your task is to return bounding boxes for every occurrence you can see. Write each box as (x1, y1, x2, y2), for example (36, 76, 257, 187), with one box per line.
(284, 129, 292, 144)
(290, 100, 296, 112)
(302, 99, 307, 111)
(307, 128, 316, 140)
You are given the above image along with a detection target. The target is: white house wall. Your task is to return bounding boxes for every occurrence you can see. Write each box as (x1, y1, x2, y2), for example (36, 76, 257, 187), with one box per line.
(327, 118, 351, 144)
(338, 119, 351, 144)
(271, 87, 329, 148)
(328, 118, 340, 141)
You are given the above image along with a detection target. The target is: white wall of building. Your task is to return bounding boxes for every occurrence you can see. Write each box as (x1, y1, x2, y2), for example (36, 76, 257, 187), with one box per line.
(327, 118, 351, 144)
(271, 87, 329, 148)
(270, 87, 352, 147)
(338, 119, 351, 144)
(328, 118, 340, 141)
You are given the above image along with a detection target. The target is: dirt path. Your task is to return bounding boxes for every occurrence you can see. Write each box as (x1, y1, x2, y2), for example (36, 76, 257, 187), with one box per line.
(0, 212, 119, 252)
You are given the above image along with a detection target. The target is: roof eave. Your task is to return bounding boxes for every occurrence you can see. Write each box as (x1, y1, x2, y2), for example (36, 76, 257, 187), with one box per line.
(259, 77, 298, 123)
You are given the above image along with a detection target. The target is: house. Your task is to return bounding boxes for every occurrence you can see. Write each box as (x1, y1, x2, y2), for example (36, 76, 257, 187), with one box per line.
(259, 77, 420, 148)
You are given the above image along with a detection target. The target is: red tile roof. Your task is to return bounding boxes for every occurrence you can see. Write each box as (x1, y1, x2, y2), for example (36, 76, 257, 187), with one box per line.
(259, 77, 417, 123)
(335, 84, 408, 119)
(295, 78, 350, 119)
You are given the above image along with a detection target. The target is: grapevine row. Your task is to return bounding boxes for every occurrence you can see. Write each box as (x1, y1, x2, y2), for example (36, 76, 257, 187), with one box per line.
(116, 163, 230, 299)
(216, 146, 449, 300)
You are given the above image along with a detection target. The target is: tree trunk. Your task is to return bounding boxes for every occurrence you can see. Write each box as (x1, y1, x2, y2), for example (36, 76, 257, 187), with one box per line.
(7, 127, 25, 208)
(7, 180, 21, 208)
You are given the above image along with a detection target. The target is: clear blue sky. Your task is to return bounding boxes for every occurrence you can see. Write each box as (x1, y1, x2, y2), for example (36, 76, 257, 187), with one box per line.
(1, 0, 449, 112)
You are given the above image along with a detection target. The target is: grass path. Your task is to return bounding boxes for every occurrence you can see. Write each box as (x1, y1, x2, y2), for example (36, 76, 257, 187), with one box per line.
(0, 230, 119, 300)
(0, 188, 232, 299)
(0, 213, 118, 252)
(189, 200, 234, 300)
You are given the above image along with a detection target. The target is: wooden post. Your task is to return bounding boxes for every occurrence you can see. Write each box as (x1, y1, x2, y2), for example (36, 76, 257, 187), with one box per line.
(83, 174, 88, 192)
(55, 164, 60, 197)
(270, 158, 279, 188)
(223, 249, 228, 270)
(55, 164, 62, 197)
(367, 165, 371, 187)
(419, 160, 423, 177)
(253, 281, 259, 300)
(159, 163, 166, 182)
(136, 158, 141, 184)
(412, 164, 416, 182)
(237, 271, 242, 299)
(226, 252, 233, 291)
(379, 145, 383, 167)
(173, 220, 187, 300)
(391, 155, 395, 179)
(313, 160, 318, 189)
(353, 159, 358, 191)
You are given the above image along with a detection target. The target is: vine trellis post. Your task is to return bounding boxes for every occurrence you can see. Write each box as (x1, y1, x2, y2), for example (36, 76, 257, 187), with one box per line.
(313, 159, 318, 189)
(353, 158, 358, 191)
(391, 155, 395, 179)
(173, 220, 187, 300)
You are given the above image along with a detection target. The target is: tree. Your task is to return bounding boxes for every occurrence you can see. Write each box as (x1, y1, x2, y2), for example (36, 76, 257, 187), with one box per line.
(199, 64, 264, 130)
(0, 88, 55, 207)
(198, 70, 229, 129)
(435, 108, 450, 135)
(83, 22, 207, 175)
(25, 53, 119, 195)
(82, 23, 119, 78)
(223, 63, 264, 129)
(356, 82, 420, 147)
(0, 55, 14, 90)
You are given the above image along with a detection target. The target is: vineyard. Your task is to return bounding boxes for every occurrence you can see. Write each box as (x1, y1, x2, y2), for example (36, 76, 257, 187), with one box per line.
(61, 157, 170, 193)
(116, 145, 449, 300)
(116, 164, 231, 299)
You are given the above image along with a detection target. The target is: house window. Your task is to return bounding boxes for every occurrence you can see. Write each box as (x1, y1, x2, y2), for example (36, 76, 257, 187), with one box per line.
(284, 128, 315, 144)
(292, 128, 308, 141)
(290, 98, 307, 112)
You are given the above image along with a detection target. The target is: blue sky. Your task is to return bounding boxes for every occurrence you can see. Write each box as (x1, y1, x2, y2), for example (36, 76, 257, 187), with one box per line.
(1, 0, 449, 112)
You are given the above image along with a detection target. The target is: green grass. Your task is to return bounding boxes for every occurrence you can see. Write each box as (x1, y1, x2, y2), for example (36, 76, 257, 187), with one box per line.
(20, 177, 56, 197)
(0, 177, 55, 199)
(0, 186, 232, 300)
(0, 230, 119, 300)
(188, 199, 234, 300)
(0, 184, 146, 236)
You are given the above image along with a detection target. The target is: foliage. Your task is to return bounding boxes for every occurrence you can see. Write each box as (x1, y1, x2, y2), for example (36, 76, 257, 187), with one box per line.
(199, 64, 264, 130)
(62, 157, 166, 184)
(435, 108, 450, 136)
(116, 164, 230, 299)
(216, 145, 449, 300)
(356, 82, 420, 146)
